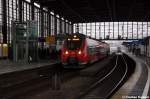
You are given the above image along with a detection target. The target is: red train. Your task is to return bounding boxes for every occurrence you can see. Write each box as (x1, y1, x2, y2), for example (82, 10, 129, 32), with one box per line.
(61, 33, 110, 68)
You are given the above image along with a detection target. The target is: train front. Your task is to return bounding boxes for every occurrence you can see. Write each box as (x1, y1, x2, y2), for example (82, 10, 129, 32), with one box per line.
(61, 34, 86, 68)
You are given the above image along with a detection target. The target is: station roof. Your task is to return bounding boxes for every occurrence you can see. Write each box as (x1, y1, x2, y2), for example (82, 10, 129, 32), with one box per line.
(35, 0, 150, 23)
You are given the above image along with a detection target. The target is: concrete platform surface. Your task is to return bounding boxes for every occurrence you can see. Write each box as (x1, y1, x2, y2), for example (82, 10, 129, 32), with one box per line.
(111, 53, 150, 99)
(0, 59, 60, 75)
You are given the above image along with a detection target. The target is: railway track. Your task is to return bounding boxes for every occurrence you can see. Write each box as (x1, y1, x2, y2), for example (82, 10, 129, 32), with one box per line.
(78, 54, 134, 99)
(0, 62, 82, 99)
(0, 54, 135, 99)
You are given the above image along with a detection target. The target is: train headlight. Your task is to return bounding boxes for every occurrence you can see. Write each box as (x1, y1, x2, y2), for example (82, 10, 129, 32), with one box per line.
(65, 51, 69, 55)
(78, 50, 82, 55)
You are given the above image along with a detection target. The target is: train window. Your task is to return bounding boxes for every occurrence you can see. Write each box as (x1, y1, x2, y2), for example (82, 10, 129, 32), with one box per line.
(96, 47, 100, 53)
(100, 48, 106, 53)
(65, 40, 82, 50)
(87, 46, 96, 54)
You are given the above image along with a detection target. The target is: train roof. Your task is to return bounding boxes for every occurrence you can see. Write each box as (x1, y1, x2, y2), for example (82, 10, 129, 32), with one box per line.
(65, 33, 108, 44)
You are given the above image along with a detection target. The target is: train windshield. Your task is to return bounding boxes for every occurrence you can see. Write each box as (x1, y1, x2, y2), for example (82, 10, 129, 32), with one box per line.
(65, 39, 82, 50)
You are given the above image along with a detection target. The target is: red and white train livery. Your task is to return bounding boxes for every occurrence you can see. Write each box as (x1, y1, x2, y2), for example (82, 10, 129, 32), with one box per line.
(61, 33, 110, 68)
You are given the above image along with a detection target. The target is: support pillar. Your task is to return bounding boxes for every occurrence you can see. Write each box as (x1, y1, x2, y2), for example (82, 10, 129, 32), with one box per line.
(31, 0, 35, 20)
(64, 20, 66, 34)
(147, 22, 148, 37)
(71, 23, 73, 34)
(68, 22, 69, 33)
(99, 22, 101, 39)
(137, 22, 138, 39)
(104, 22, 105, 39)
(76, 23, 79, 33)
(86, 23, 87, 36)
(95, 22, 96, 39)
(113, 22, 114, 39)
(54, 14, 57, 36)
(127, 22, 128, 39)
(40, 5, 44, 52)
(142, 22, 143, 38)
(2, 0, 7, 43)
(18, 0, 23, 22)
(132, 22, 133, 39)
(40, 6, 44, 37)
(48, 11, 51, 36)
(59, 17, 62, 34)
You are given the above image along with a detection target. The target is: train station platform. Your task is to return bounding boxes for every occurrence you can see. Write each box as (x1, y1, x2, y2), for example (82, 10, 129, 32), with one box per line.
(111, 52, 150, 99)
(0, 59, 60, 75)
